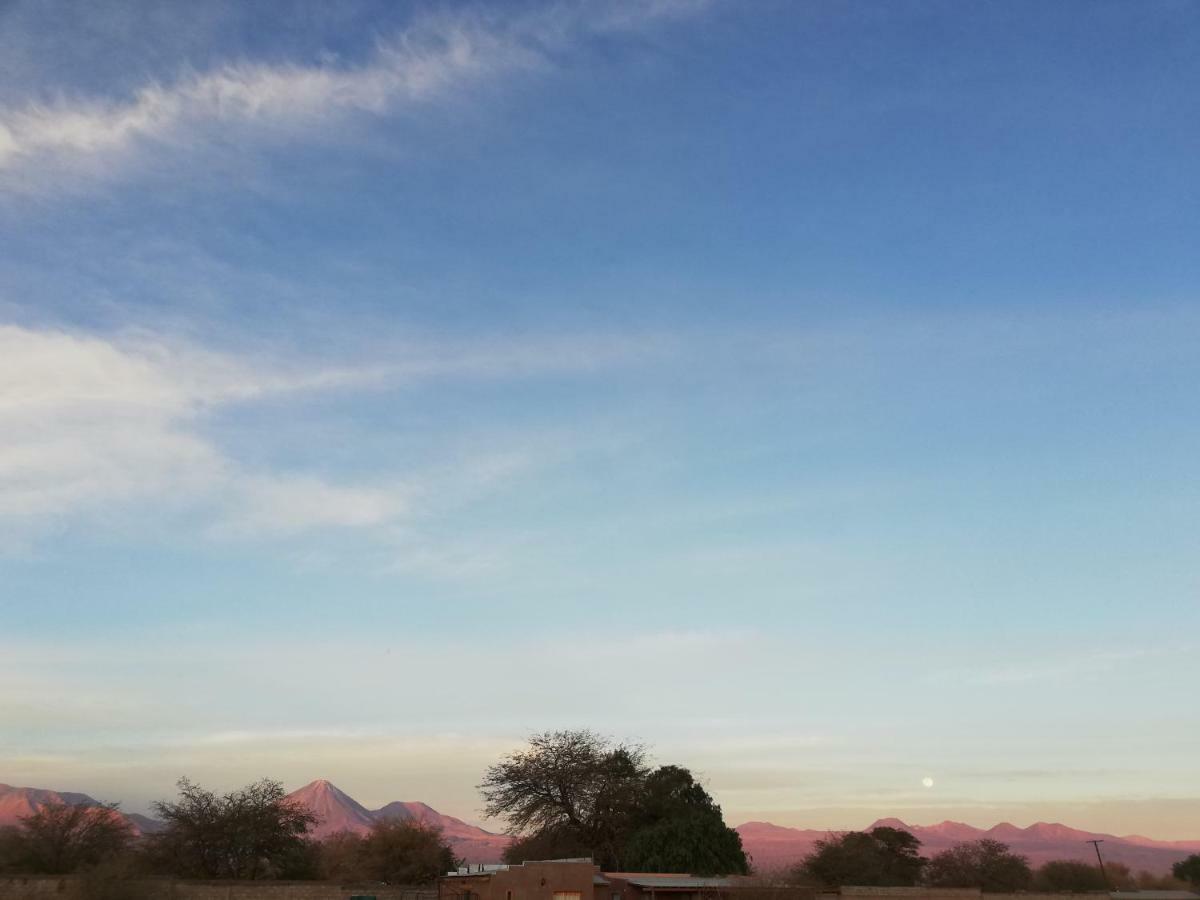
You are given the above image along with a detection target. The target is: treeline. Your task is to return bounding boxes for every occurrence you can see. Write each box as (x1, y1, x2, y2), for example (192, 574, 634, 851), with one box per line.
(789, 825, 1200, 892)
(0, 777, 454, 885)
(482, 729, 749, 875)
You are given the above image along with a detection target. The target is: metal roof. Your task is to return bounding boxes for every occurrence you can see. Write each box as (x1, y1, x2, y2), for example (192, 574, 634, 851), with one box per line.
(621, 878, 737, 889)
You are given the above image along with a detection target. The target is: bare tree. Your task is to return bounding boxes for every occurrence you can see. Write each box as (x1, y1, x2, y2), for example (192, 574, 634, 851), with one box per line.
(14, 802, 134, 874)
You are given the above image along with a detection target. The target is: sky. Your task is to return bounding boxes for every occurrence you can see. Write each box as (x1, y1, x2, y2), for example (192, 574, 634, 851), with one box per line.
(1, 0, 1198, 839)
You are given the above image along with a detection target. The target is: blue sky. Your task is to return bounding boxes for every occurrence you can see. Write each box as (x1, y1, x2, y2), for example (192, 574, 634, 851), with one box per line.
(1, 0, 1198, 836)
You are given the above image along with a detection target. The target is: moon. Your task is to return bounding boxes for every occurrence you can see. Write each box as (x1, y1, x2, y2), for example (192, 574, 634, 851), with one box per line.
(922, 776, 935, 788)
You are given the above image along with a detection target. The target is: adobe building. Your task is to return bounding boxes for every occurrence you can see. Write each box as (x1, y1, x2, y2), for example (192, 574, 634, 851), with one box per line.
(440, 859, 602, 900)
(439, 860, 746, 900)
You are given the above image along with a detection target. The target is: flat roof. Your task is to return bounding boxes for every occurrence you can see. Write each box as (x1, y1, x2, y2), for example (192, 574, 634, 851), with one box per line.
(619, 878, 737, 889)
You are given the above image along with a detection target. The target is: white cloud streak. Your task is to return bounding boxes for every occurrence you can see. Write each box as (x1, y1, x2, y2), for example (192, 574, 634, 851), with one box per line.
(0, 323, 662, 551)
(0, 0, 707, 187)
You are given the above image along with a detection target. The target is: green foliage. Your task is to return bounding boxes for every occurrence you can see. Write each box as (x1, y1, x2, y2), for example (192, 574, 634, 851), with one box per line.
(9, 802, 134, 875)
(146, 777, 317, 880)
(482, 730, 749, 874)
(798, 827, 926, 887)
(1034, 859, 1108, 892)
(623, 812, 749, 876)
(1174, 854, 1200, 888)
(923, 840, 1032, 892)
(622, 766, 749, 876)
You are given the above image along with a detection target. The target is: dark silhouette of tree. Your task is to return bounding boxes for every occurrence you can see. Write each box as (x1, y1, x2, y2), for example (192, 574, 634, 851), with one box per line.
(481, 729, 648, 866)
(482, 730, 748, 874)
(798, 827, 926, 887)
(147, 777, 316, 880)
(502, 825, 591, 865)
(316, 820, 456, 884)
(924, 840, 1032, 892)
(1174, 855, 1200, 889)
(622, 766, 749, 876)
(1034, 859, 1108, 892)
(9, 802, 134, 874)
(0, 826, 27, 873)
(359, 819, 458, 884)
(318, 830, 369, 881)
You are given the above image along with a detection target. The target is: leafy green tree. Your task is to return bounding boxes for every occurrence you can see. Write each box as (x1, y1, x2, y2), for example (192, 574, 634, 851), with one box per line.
(798, 827, 926, 887)
(12, 802, 134, 874)
(1034, 859, 1108, 892)
(622, 767, 748, 876)
(147, 777, 316, 880)
(924, 840, 1032, 892)
(482, 731, 748, 874)
(1174, 854, 1200, 889)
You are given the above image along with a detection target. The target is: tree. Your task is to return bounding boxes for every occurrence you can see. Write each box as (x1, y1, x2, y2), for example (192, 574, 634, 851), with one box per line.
(0, 826, 26, 873)
(316, 820, 456, 884)
(359, 819, 458, 884)
(622, 766, 749, 876)
(1174, 855, 1200, 889)
(482, 730, 748, 874)
(147, 777, 316, 880)
(798, 827, 926, 887)
(924, 840, 1032, 892)
(1034, 859, 1108, 892)
(502, 825, 591, 866)
(318, 830, 369, 881)
(12, 802, 134, 874)
(481, 729, 648, 868)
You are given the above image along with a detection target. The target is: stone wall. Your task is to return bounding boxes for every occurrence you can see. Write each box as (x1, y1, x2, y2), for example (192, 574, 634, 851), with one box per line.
(0, 876, 438, 900)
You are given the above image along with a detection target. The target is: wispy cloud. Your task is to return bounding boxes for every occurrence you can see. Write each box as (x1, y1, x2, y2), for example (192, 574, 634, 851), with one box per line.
(0, 323, 663, 551)
(0, 0, 707, 190)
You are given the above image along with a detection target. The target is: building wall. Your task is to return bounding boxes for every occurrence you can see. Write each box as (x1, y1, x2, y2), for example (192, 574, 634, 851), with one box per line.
(440, 861, 600, 900)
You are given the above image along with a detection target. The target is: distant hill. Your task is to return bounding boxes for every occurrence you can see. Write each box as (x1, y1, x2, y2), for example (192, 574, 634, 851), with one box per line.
(7, 781, 1197, 875)
(0, 783, 160, 836)
(736, 817, 1200, 875)
(285, 780, 510, 862)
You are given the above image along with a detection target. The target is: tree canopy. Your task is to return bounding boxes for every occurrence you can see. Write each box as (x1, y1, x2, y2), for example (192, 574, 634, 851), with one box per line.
(924, 840, 1032, 892)
(345, 819, 457, 885)
(1173, 855, 1200, 889)
(797, 827, 926, 887)
(3, 802, 134, 874)
(482, 730, 748, 874)
(147, 777, 316, 880)
(1033, 859, 1109, 892)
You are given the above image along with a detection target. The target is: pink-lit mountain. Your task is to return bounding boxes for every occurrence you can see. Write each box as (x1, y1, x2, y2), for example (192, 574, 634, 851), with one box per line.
(285, 780, 510, 862)
(6, 781, 1199, 875)
(736, 818, 1200, 875)
(0, 783, 160, 836)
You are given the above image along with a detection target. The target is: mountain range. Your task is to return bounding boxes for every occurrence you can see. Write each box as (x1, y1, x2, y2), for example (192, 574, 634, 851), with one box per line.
(3, 781, 1198, 874)
(283, 779, 510, 861)
(0, 784, 161, 837)
(738, 817, 1200, 874)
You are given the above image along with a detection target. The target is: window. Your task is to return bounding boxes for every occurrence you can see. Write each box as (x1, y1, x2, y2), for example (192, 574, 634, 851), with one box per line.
(553, 892, 582, 900)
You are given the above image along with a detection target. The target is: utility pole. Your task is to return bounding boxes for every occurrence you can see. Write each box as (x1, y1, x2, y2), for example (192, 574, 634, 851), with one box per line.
(1087, 839, 1111, 891)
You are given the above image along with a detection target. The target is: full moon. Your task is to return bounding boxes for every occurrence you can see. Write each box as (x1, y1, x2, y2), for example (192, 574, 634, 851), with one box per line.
(922, 776, 935, 788)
